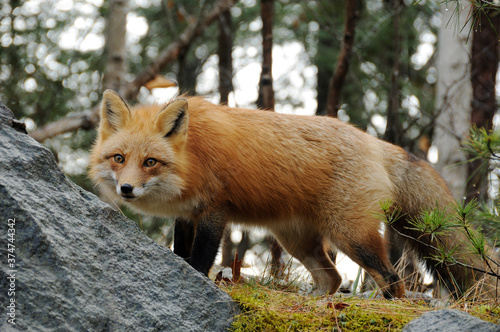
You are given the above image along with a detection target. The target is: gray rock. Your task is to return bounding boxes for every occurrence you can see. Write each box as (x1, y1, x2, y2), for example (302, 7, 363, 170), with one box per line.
(0, 108, 239, 331)
(402, 309, 500, 332)
(0, 101, 26, 134)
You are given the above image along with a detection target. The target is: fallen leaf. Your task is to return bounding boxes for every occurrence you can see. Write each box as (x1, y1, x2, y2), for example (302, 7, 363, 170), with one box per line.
(144, 75, 178, 90)
(334, 302, 350, 310)
(327, 302, 350, 310)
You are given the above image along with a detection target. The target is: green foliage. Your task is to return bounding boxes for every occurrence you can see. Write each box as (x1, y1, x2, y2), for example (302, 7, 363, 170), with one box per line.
(441, 0, 500, 41)
(452, 199, 490, 257)
(377, 198, 404, 225)
(381, 198, 499, 280)
(476, 201, 500, 242)
(465, 225, 487, 257)
(408, 205, 454, 241)
(463, 126, 500, 163)
(463, 126, 500, 241)
(0, 0, 105, 125)
(430, 241, 460, 269)
(292, 0, 438, 152)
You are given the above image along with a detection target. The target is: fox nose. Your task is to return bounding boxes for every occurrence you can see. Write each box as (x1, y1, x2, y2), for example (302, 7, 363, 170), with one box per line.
(120, 184, 134, 194)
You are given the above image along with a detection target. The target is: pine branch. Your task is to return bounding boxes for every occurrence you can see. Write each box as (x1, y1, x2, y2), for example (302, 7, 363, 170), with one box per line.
(388, 223, 499, 278)
(380, 200, 500, 279)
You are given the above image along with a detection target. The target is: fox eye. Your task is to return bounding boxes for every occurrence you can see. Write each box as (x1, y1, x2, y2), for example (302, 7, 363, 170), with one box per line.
(144, 158, 157, 167)
(113, 154, 125, 163)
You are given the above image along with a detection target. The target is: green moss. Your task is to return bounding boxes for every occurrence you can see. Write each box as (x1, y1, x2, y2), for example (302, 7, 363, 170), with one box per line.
(222, 280, 500, 331)
(468, 304, 500, 325)
(340, 304, 411, 331)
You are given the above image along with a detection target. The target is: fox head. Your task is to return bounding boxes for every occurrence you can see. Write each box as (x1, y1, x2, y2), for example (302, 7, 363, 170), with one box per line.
(89, 90, 190, 209)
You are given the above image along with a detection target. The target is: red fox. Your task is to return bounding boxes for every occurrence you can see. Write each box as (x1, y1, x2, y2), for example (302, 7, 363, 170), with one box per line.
(89, 90, 494, 298)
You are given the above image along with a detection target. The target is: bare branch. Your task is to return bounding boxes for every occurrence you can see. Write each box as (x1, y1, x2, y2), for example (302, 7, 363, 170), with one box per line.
(29, 0, 237, 142)
(123, 0, 237, 100)
(29, 110, 99, 142)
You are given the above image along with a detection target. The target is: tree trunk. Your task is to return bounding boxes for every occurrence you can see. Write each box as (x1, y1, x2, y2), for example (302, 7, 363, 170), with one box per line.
(218, 7, 236, 267)
(326, 0, 359, 118)
(256, 0, 275, 110)
(383, 0, 403, 145)
(433, 3, 473, 200)
(218, 8, 233, 105)
(466, 9, 500, 203)
(315, 37, 332, 116)
(102, 0, 129, 93)
(177, 49, 199, 95)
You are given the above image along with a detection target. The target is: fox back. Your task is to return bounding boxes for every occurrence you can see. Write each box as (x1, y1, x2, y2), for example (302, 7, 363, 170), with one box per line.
(91, 92, 400, 220)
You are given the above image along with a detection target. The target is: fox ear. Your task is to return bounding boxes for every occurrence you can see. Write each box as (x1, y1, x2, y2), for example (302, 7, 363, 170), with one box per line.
(156, 98, 189, 139)
(100, 89, 131, 136)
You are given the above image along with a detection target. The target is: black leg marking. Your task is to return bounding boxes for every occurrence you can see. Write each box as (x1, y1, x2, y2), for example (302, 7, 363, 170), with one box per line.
(354, 244, 387, 272)
(189, 218, 226, 276)
(353, 245, 403, 299)
(173, 218, 195, 261)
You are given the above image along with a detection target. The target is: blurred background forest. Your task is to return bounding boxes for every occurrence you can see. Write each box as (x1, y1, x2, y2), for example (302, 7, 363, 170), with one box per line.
(1, 0, 499, 276)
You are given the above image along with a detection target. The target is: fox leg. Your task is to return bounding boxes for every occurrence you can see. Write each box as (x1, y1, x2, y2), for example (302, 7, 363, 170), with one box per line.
(334, 221, 405, 299)
(173, 218, 195, 261)
(189, 210, 227, 276)
(272, 227, 342, 295)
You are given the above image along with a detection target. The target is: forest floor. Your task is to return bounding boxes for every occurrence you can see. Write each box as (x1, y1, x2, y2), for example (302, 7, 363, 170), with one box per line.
(217, 269, 500, 331)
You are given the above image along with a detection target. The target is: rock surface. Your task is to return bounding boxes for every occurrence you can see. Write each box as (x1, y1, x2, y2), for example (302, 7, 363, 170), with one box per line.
(402, 309, 500, 332)
(0, 108, 239, 331)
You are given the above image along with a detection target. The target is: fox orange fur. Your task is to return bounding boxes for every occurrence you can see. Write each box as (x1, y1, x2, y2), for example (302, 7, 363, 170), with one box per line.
(89, 90, 493, 298)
